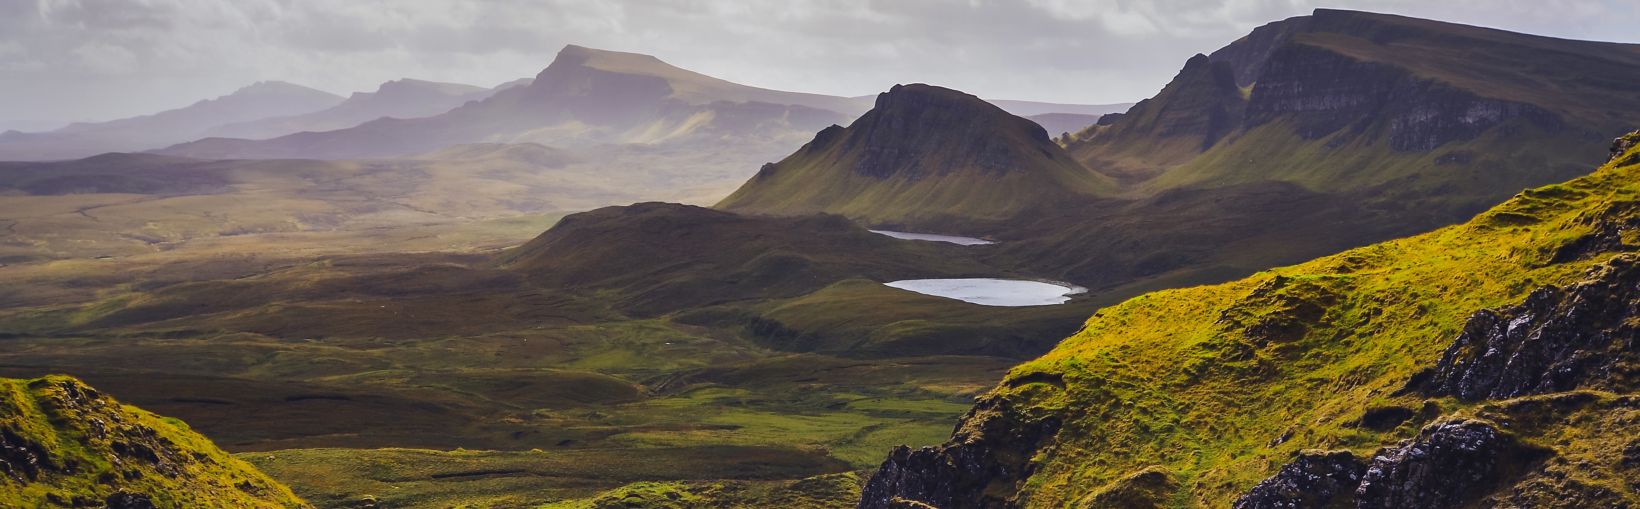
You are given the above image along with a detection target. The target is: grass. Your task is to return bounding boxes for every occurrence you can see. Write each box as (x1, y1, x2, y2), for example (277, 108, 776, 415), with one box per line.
(0, 375, 309, 508)
(950, 141, 1640, 506)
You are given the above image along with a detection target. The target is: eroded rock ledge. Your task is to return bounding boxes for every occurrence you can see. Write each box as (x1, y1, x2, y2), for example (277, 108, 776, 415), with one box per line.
(1235, 420, 1544, 509)
(1417, 254, 1640, 401)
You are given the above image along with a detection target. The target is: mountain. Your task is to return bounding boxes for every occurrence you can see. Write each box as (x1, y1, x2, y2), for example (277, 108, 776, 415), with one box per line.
(202, 78, 495, 140)
(0, 81, 342, 161)
(861, 135, 1640, 508)
(715, 84, 1113, 229)
(0, 375, 309, 508)
(155, 45, 865, 160)
(1074, 8, 1640, 197)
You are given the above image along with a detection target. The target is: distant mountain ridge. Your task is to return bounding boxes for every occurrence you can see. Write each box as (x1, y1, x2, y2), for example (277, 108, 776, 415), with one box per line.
(203, 78, 499, 140)
(0, 81, 342, 161)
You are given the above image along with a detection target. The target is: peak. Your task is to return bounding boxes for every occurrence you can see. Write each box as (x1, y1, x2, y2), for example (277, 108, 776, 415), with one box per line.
(874, 84, 992, 112)
(1183, 53, 1211, 68)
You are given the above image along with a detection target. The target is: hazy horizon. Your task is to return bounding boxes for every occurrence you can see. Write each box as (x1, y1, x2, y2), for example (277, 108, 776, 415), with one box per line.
(3, 0, 1638, 132)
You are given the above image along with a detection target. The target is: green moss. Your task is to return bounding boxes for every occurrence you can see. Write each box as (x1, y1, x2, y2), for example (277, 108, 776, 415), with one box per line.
(0, 375, 307, 508)
(974, 141, 1640, 506)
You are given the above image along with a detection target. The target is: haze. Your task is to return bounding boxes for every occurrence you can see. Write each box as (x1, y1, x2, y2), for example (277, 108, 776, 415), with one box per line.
(2, 0, 1636, 131)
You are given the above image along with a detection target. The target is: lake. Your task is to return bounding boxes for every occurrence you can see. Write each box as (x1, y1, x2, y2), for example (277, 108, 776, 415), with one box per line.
(884, 278, 1086, 306)
(869, 230, 995, 246)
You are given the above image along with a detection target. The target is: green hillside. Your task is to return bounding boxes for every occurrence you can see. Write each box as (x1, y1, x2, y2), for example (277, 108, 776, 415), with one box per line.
(0, 375, 307, 508)
(864, 137, 1640, 507)
(716, 84, 1111, 229)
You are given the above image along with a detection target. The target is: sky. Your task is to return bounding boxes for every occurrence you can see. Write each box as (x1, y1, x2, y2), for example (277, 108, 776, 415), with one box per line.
(2, 0, 1637, 132)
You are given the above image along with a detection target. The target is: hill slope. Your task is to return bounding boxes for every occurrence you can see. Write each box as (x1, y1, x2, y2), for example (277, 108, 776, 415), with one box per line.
(0, 375, 308, 508)
(0, 82, 342, 161)
(716, 84, 1112, 229)
(861, 135, 1640, 507)
(156, 45, 860, 160)
(499, 202, 993, 315)
(204, 78, 496, 140)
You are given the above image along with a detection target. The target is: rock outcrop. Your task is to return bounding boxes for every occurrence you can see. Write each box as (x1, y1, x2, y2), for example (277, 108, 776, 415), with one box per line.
(1233, 451, 1365, 509)
(859, 397, 1059, 509)
(1419, 255, 1640, 401)
(1245, 42, 1561, 151)
(1235, 420, 1543, 509)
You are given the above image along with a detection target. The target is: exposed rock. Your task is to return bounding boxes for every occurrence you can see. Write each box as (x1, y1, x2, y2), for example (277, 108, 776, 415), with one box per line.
(104, 491, 157, 509)
(1233, 450, 1365, 509)
(1246, 43, 1561, 151)
(1356, 420, 1545, 508)
(1611, 131, 1640, 165)
(1420, 255, 1640, 400)
(1235, 420, 1544, 509)
(859, 396, 1059, 509)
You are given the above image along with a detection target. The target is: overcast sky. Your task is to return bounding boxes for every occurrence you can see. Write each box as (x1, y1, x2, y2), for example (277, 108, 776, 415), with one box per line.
(2, 0, 1637, 131)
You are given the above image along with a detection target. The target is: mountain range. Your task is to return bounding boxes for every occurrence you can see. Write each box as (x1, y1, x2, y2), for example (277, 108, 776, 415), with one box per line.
(0, 81, 343, 161)
(6, 7, 1640, 509)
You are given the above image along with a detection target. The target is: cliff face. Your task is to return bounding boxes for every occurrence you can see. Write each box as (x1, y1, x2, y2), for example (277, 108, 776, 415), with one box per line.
(1245, 42, 1561, 151)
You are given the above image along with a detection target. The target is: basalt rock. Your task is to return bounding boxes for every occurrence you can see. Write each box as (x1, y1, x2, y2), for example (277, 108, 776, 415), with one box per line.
(1233, 450, 1365, 509)
(1234, 420, 1543, 509)
(859, 396, 1060, 509)
(1245, 43, 1561, 151)
(1419, 255, 1640, 401)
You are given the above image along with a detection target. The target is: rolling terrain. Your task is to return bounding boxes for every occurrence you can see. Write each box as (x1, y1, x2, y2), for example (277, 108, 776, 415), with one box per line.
(862, 134, 1640, 508)
(721, 8, 1640, 301)
(4, 8, 1640, 509)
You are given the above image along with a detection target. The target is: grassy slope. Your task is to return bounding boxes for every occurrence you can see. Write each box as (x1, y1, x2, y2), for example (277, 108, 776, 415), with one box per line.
(0, 375, 307, 508)
(716, 85, 1113, 228)
(975, 142, 1640, 506)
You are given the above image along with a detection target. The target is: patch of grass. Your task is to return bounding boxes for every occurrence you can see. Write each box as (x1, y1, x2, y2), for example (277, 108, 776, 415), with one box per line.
(964, 144, 1640, 506)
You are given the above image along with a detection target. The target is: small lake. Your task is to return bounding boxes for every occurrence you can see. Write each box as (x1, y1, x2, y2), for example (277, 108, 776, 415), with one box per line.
(870, 230, 995, 246)
(884, 278, 1086, 306)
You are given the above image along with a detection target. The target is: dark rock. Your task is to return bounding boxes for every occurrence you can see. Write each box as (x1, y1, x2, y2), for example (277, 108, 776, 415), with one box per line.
(1352, 405, 1416, 431)
(104, 491, 157, 509)
(1611, 131, 1639, 163)
(1235, 420, 1544, 509)
(0, 427, 50, 482)
(859, 396, 1060, 509)
(1420, 255, 1640, 400)
(1355, 420, 1545, 509)
(1233, 450, 1365, 509)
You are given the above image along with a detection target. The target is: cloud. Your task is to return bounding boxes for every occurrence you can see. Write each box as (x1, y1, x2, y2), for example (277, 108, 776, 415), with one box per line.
(0, 0, 1636, 131)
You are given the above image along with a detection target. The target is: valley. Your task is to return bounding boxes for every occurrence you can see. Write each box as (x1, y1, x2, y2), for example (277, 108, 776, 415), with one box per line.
(4, 5, 1640, 509)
